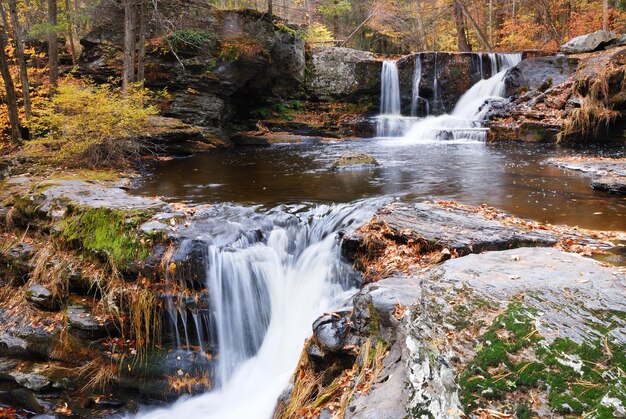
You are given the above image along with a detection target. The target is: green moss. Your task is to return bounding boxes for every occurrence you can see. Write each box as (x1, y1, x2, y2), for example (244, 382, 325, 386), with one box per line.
(58, 206, 155, 266)
(48, 169, 123, 183)
(459, 301, 626, 416)
(367, 301, 381, 337)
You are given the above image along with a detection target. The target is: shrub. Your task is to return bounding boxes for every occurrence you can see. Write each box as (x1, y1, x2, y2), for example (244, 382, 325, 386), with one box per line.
(167, 29, 219, 53)
(304, 23, 334, 44)
(218, 38, 267, 62)
(29, 78, 158, 168)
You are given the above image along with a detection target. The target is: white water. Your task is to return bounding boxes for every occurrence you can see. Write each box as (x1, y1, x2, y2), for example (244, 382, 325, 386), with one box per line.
(137, 202, 377, 419)
(379, 60, 401, 116)
(411, 53, 426, 117)
(376, 60, 409, 137)
(398, 53, 522, 144)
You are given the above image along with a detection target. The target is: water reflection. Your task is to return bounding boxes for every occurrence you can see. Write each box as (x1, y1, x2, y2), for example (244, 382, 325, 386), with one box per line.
(133, 140, 625, 231)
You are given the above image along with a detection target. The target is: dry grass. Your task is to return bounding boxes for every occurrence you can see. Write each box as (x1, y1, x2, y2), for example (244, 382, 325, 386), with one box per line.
(77, 358, 119, 392)
(279, 337, 389, 419)
(559, 65, 626, 142)
(167, 371, 212, 395)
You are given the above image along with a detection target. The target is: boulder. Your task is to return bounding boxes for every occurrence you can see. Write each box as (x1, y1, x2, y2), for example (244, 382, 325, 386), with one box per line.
(560, 30, 620, 54)
(504, 56, 579, 97)
(331, 153, 379, 170)
(337, 248, 626, 417)
(306, 47, 380, 101)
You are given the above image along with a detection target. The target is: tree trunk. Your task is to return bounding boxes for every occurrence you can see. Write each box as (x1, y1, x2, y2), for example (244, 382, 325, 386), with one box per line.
(539, 0, 563, 45)
(267, 0, 272, 18)
(454, 0, 471, 51)
(415, 0, 427, 50)
(456, 0, 492, 51)
(488, 0, 493, 48)
(603, 0, 609, 31)
(48, 0, 59, 88)
(7, 0, 31, 119)
(0, 25, 23, 145)
(122, 0, 136, 90)
(64, 0, 77, 66)
(137, 0, 146, 86)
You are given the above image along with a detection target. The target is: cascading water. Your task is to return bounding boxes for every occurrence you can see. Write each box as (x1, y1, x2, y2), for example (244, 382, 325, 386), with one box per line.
(137, 201, 378, 419)
(488, 52, 498, 76)
(379, 60, 401, 115)
(411, 53, 428, 117)
(376, 60, 412, 137)
(399, 53, 522, 144)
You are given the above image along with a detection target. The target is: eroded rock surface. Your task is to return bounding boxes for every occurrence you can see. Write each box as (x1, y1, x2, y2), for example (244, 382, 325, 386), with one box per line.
(548, 156, 626, 195)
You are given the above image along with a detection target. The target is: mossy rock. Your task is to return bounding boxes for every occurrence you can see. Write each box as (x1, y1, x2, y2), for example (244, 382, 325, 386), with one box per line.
(331, 153, 380, 171)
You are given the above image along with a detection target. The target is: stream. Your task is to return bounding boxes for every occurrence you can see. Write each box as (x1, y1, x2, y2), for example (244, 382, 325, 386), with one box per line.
(130, 57, 625, 418)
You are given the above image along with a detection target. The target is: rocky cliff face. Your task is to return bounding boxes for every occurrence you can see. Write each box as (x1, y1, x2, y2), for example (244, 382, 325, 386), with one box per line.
(80, 0, 305, 138)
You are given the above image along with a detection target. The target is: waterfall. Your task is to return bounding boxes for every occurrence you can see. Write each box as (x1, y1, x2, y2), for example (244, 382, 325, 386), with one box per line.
(488, 52, 498, 76)
(137, 201, 378, 419)
(399, 53, 522, 144)
(376, 60, 413, 137)
(379, 60, 400, 115)
(410, 54, 423, 116)
(478, 53, 484, 79)
(433, 52, 439, 110)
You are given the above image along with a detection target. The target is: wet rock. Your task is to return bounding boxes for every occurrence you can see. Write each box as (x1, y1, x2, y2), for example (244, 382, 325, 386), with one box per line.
(487, 120, 560, 143)
(504, 56, 579, 97)
(592, 176, 626, 194)
(331, 153, 379, 171)
(4, 388, 44, 414)
(0, 242, 35, 284)
(548, 157, 626, 194)
(343, 202, 557, 261)
(25, 284, 58, 311)
(313, 312, 353, 353)
(66, 301, 114, 340)
(119, 348, 215, 398)
(10, 371, 50, 392)
(141, 116, 231, 155)
(0, 315, 59, 360)
(560, 30, 621, 54)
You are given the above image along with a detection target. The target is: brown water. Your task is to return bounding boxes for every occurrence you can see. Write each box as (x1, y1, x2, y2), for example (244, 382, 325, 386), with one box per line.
(133, 140, 625, 231)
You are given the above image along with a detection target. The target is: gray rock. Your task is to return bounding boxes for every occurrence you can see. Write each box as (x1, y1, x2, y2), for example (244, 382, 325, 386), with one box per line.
(504, 56, 579, 97)
(38, 179, 167, 212)
(4, 388, 44, 413)
(140, 220, 170, 235)
(307, 47, 378, 101)
(592, 176, 626, 194)
(11, 371, 50, 392)
(0, 333, 29, 358)
(548, 157, 626, 195)
(25, 283, 58, 311)
(345, 202, 558, 259)
(331, 153, 379, 170)
(66, 302, 113, 339)
(346, 247, 626, 417)
(313, 312, 352, 353)
(560, 30, 620, 54)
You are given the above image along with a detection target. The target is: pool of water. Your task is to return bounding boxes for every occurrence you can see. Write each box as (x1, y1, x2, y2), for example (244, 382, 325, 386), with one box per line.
(133, 139, 625, 231)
